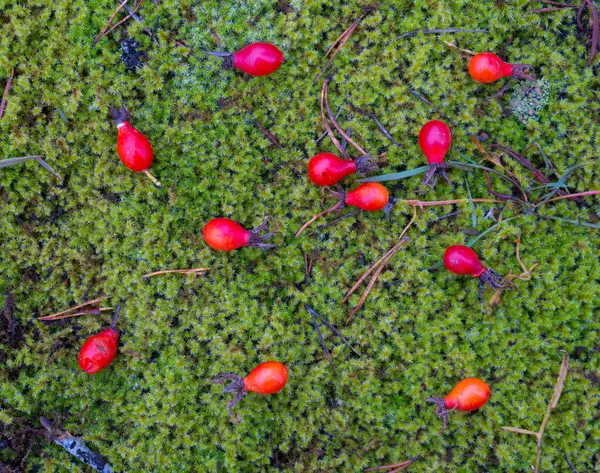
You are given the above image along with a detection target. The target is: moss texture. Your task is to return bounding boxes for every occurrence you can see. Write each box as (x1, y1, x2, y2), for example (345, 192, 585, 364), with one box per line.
(1, 0, 599, 472)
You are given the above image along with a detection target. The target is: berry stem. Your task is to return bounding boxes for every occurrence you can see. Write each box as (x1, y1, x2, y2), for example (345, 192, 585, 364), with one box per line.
(143, 169, 162, 187)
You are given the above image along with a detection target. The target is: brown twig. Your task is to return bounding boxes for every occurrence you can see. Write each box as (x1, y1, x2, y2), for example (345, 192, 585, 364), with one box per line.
(489, 238, 539, 307)
(501, 352, 569, 473)
(254, 120, 283, 149)
(321, 77, 349, 158)
(142, 267, 211, 278)
(443, 41, 477, 56)
(324, 76, 367, 155)
(397, 28, 487, 39)
(0, 68, 15, 120)
(365, 457, 419, 472)
(531, 0, 598, 65)
(94, 0, 145, 44)
(37, 297, 111, 321)
(314, 8, 373, 84)
(344, 207, 416, 323)
(541, 190, 600, 203)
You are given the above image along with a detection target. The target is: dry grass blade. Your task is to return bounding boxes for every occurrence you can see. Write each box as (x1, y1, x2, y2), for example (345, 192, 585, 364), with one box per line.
(94, 0, 129, 42)
(39, 308, 113, 321)
(399, 198, 502, 208)
(443, 41, 477, 56)
(365, 458, 419, 472)
(324, 76, 367, 155)
(305, 305, 337, 374)
(1, 156, 62, 180)
(501, 352, 569, 473)
(397, 28, 487, 39)
(37, 296, 111, 321)
(0, 68, 15, 119)
(254, 120, 283, 149)
(345, 207, 416, 323)
(314, 9, 372, 84)
(142, 267, 211, 278)
(490, 239, 539, 306)
(578, 0, 598, 65)
(501, 426, 538, 436)
(321, 78, 348, 158)
(542, 190, 600, 203)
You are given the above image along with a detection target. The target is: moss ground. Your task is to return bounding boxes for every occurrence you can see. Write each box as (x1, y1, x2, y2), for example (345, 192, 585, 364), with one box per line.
(1, 1, 599, 472)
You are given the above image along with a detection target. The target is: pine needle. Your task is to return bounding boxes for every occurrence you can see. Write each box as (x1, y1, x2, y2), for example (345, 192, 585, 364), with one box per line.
(142, 267, 211, 278)
(0, 68, 15, 119)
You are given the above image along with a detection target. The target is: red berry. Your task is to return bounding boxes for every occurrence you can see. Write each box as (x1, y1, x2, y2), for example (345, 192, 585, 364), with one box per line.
(468, 53, 534, 84)
(208, 361, 289, 423)
(110, 106, 154, 172)
(232, 43, 284, 77)
(78, 306, 121, 374)
(308, 153, 356, 186)
(444, 378, 491, 411)
(427, 378, 491, 430)
(243, 361, 289, 395)
(443, 245, 485, 277)
(345, 183, 389, 211)
(419, 120, 452, 165)
(203, 218, 250, 251)
(203, 218, 276, 251)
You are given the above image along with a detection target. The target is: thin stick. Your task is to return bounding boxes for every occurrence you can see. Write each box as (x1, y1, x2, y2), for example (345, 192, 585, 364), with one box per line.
(399, 198, 501, 208)
(314, 9, 372, 84)
(295, 202, 342, 238)
(321, 78, 349, 158)
(306, 305, 337, 374)
(102, 0, 145, 38)
(38, 308, 113, 321)
(564, 455, 580, 473)
(541, 190, 600, 203)
(143, 169, 162, 187)
(0, 68, 15, 119)
(365, 458, 419, 471)
(37, 297, 110, 320)
(94, 0, 129, 43)
(142, 268, 210, 278)
(254, 120, 283, 149)
(501, 352, 569, 473)
(443, 41, 477, 56)
(397, 28, 487, 39)
(324, 76, 367, 155)
(345, 208, 416, 323)
(346, 236, 409, 323)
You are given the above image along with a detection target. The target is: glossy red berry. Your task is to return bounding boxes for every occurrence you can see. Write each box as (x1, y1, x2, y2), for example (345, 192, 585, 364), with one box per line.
(443, 245, 507, 307)
(78, 305, 121, 374)
(344, 183, 389, 211)
(443, 245, 485, 277)
(308, 153, 377, 186)
(426, 378, 491, 430)
(468, 53, 534, 84)
(232, 43, 284, 76)
(243, 361, 289, 395)
(203, 218, 276, 251)
(208, 361, 289, 423)
(109, 106, 161, 186)
(419, 120, 452, 165)
(295, 183, 390, 238)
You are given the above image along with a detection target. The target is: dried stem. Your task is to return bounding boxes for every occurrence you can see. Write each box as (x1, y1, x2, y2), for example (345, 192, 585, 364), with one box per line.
(443, 41, 477, 56)
(324, 76, 367, 155)
(321, 77, 349, 158)
(489, 238, 539, 307)
(143, 169, 162, 187)
(254, 120, 283, 149)
(0, 68, 15, 120)
(397, 28, 487, 39)
(142, 267, 211, 278)
(314, 8, 373, 84)
(365, 457, 419, 472)
(344, 207, 416, 323)
(501, 352, 569, 473)
(37, 297, 111, 321)
(296, 197, 344, 238)
(540, 190, 600, 204)
(94, 0, 145, 44)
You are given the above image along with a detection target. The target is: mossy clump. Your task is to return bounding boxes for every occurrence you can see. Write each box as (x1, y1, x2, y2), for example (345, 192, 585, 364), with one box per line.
(510, 79, 550, 125)
(0, 1, 599, 473)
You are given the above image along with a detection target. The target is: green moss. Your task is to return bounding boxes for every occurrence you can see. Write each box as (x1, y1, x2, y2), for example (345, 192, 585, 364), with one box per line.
(0, 0, 599, 472)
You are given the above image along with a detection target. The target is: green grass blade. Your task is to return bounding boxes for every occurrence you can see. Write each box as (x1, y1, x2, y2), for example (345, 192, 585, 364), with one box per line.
(357, 165, 428, 183)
